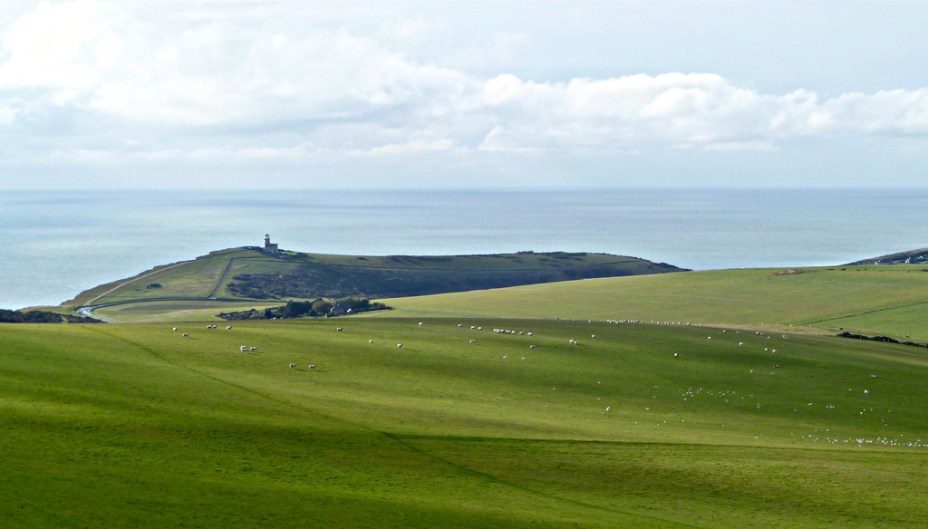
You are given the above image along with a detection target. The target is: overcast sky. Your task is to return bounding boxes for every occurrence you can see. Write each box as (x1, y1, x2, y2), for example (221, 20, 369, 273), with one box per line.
(1, 0, 927, 189)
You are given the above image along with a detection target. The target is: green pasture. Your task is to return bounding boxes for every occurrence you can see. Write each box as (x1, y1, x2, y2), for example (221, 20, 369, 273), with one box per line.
(93, 300, 285, 323)
(379, 266, 928, 341)
(2, 318, 926, 528)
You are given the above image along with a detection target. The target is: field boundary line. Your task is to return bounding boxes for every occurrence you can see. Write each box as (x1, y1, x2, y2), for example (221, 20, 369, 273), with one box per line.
(796, 298, 928, 326)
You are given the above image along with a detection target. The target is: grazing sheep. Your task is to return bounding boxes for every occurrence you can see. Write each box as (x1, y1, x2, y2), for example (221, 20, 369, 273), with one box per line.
(336, 327, 343, 332)
(569, 339, 577, 345)
(250, 346, 257, 351)
(673, 353, 678, 358)
(172, 327, 178, 332)
(469, 339, 477, 344)
(289, 363, 297, 368)
(396, 343, 403, 348)
(527, 332, 534, 336)
(418, 322, 424, 326)
(182, 333, 189, 337)
(591, 334, 596, 339)
(368, 339, 374, 344)
(240, 345, 248, 352)
(457, 323, 463, 327)
(226, 325, 233, 330)
(529, 345, 537, 349)
(309, 364, 317, 369)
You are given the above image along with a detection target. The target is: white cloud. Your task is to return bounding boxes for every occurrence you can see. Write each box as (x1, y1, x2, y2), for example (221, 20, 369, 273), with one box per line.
(2, 1, 928, 160)
(367, 138, 464, 155)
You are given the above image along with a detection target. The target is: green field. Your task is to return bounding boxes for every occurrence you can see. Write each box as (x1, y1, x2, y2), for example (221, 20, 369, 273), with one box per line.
(2, 318, 926, 528)
(379, 266, 928, 342)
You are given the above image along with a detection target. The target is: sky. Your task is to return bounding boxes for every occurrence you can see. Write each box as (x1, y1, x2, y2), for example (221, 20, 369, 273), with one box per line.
(1, 0, 927, 189)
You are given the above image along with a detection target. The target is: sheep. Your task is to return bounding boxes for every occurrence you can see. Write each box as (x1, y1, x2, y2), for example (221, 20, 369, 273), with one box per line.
(569, 339, 577, 345)
(240, 346, 248, 352)
(309, 364, 317, 369)
(226, 325, 233, 330)
(336, 327, 343, 332)
(673, 353, 678, 358)
(469, 339, 477, 344)
(418, 322, 424, 326)
(529, 345, 537, 349)
(172, 327, 178, 332)
(289, 363, 297, 368)
(368, 339, 374, 344)
(591, 334, 596, 339)
(250, 346, 257, 351)
(457, 323, 463, 327)
(182, 333, 189, 337)
(396, 343, 403, 348)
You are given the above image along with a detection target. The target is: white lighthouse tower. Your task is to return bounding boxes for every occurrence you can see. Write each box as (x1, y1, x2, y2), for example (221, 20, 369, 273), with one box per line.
(263, 234, 279, 255)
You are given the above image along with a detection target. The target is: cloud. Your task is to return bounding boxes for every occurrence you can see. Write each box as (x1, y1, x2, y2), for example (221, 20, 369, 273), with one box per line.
(2, 1, 928, 159)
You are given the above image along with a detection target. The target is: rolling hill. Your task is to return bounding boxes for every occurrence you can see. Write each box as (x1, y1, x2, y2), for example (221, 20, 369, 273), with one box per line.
(2, 317, 926, 528)
(377, 265, 928, 342)
(61, 247, 685, 317)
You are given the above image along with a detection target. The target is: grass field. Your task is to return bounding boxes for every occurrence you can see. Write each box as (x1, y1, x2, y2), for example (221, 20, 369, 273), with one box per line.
(2, 318, 926, 528)
(93, 300, 285, 323)
(378, 265, 928, 341)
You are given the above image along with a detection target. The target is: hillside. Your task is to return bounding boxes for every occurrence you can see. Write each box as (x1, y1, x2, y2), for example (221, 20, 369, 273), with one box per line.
(63, 246, 685, 312)
(377, 265, 928, 342)
(846, 247, 928, 266)
(2, 318, 927, 528)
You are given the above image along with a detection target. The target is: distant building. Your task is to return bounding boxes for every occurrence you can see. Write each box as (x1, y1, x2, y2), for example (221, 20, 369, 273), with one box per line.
(263, 234, 279, 255)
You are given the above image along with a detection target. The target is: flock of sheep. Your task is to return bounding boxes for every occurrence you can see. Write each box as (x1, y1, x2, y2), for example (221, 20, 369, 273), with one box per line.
(165, 318, 921, 450)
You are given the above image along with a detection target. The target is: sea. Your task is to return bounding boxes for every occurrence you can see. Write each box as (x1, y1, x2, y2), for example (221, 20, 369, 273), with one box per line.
(2, 188, 927, 310)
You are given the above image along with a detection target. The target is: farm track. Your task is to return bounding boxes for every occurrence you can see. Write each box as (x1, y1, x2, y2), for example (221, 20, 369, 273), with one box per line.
(796, 298, 928, 326)
(83, 325, 705, 529)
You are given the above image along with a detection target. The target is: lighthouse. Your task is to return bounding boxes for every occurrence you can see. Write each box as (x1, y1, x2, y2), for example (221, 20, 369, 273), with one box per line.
(263, 234, 279, 255)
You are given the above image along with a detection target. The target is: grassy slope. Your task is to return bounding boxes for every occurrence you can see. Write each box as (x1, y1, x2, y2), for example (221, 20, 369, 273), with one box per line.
(2, 319, 927, 528)
(66, 248, 681, 310)
(378, 266, 928, 341)
(93, 300, 285, 323)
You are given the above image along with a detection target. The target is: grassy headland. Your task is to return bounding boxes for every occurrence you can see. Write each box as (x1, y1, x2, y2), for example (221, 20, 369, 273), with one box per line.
(62, 247, 684, 315)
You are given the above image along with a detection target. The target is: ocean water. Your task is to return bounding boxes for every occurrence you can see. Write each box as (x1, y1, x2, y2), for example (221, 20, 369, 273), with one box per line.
(2, 188, 927, 310)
